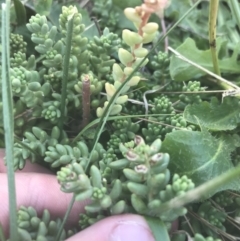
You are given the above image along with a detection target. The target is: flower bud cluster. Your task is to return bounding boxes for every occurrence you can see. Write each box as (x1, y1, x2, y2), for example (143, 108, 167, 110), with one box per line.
(148, 51, 170, 83)
(179, 80, 207, 106)
(10, 33, 27, 56)
(92, 0, 120, 33)
(192, 201, 227, 238)
(10, 52, 28, 68)
(193, 234, 221, 241)
(173, 233, 221, 241)
(142, 95, 195, 142)
(10, 66, 42, 105)
(214, 191, 234, 207)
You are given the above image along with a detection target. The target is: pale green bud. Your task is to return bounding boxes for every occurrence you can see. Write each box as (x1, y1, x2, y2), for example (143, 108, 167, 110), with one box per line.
(123, 168, 146, 183)
(85, 202, 102, 213)
(105, 83, 116, 99)
(101, 101, 122, 116)
(127, 76, 141, 87)
(114, 80, 130, 93)
(109, 179, 122, 200)
(118, 48, 134, 66)
(109, 158, 129, 170)
(123, 67, 134, 76)
(111, 200, 126, 215)
(44, 39, 53, 49)
(122, 29, 143, 46)
(28, 82, 41, 92)
(109, 104, 122, 115)
(75, 189, 93, 201)
(96, 107, 104, 117)
(132, 58, 149, 68)
(148, 199, 162, 210)
(131, 194, 147, 214)
(142, 22, 159, 34)
(59, 155, 72, 164)
(142, 32, 157, 44)
(100, 195, 112, 209)
(35, 45, 47, 54)
(119, 143, 129, 154)
(124, 8, 141, 24)
(133, 48, 148, 58)
(112, 63, 124, 82)
(149, 139, 162, 155)
(90, 165, 102, 188)
(128, 182, 148, 197)
(41, 23, 49, 35)
(31, 36, 45, 45)
(150, 173, 167, 188)
(115, 95, 128, 104)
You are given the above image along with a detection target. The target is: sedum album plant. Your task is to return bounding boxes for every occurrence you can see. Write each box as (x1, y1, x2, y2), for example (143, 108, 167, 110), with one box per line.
(2, 0, 240, 240)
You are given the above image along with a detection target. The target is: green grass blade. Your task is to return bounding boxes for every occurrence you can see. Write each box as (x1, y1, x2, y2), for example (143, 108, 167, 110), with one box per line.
(144, 216, 170, 241)
(58, 10, 76, 139)
(13, 0, 26, 25)
(54, 11, 77, 241)
(86, 0, 203, 171)
(0, 223, 6, 241)
(1, 1, 19, 240)
(54, 194, 76, 241)
(72, 113, 174, 143)
(228, 0, 240, 31)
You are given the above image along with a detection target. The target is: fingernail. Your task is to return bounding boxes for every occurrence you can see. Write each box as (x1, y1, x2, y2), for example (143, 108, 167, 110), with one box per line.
(109, 221, 155, 241)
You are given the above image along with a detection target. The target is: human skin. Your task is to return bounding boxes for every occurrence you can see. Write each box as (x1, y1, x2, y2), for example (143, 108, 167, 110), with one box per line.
(0, 149, 155, 241)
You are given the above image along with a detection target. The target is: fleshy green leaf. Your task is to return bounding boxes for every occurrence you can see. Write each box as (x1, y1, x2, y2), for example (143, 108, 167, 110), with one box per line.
(184, 97, 240, 131)
(170, 37, 240, 81)
(33, 0, 53, 16)
(13, 0, 26, 25)
(161, 130, 240, 196)
(143, 216, 170, 241)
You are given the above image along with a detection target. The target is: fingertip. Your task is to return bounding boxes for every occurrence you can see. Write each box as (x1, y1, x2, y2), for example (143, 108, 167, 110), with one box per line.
(66, 214, 155, 241)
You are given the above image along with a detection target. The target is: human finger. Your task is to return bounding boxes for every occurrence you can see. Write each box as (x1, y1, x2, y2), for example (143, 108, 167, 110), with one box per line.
(0, 172, 88, 237)
(0, 148, 52, 174)
(66, 214, 155, 241)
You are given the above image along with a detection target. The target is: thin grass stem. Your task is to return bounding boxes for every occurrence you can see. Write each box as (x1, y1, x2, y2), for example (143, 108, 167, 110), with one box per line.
(209, 0, 220, 76)
(1, 1, 18, 240)
(81, 75, 91, 128)
(54, 194, 76, 241)
(168, 47, 239, 91)
(228, 0, 240, 31)
(58, 10, 76, 138)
